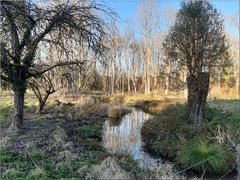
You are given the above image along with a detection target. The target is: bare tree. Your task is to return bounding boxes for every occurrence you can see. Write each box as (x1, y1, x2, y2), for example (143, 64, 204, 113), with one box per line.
(161, 7, 176, 96)
(137, 0, 160, 94)
(230, 14, 240, 98)
(29, 69, 58, 114)
(129, 40, 139, 94)
(228, 36, 239, 98)
(0, 0, 112, 130)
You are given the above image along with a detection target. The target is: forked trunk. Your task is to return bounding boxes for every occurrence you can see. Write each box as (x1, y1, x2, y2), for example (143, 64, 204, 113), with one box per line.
(35, 93, 50, 114)
(187, 72, 210, 123)
(35, 102, 44, 114)
(9, 90, 25, 130)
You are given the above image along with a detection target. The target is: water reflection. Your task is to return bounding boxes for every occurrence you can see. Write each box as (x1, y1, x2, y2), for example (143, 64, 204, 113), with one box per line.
(102, 109, 159, 168)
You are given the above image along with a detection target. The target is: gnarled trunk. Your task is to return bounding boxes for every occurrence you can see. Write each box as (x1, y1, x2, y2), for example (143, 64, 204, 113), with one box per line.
(187, 72, 210, 123)
(35, 93, 50, 114)
(8, 66, 27, 131)
(9, 90, 25, 130)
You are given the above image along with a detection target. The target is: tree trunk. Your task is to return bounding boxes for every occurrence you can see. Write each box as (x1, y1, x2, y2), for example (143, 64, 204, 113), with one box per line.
(165, 75, 169, 95)
(131, 77, 137, 94)
(34, 90, 52, 114)
(127, 75, 130, 93)
(165, 61, 171, 96)
(35, 102, 44, 114)
(182, 67, 188, 98)
(187, 72, 210, 123)
(147, 48, 151, 94)
(154, 73, 157, 93)
(236, 66, 239, 99)
(218, 70, 221, 97)
(9, 90, 25, 130)
(122, 74, 125, 93)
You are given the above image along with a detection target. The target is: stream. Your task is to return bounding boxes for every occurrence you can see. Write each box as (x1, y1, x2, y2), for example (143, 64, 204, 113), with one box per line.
(102, 108, 160, 169)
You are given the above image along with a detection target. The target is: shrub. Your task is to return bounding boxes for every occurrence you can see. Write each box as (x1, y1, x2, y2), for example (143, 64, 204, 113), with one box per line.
(179, 139, 234, 174)
(109, 117, 123, 126)
(91, 103, 109, 117)
(108, 106, 130, 119)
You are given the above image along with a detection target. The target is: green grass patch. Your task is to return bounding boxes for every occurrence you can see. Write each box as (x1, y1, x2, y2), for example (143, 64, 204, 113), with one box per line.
(74, 119, 105, 151)
(141, 102, 238, 169)
(0, 148, 106, 179)
(179, 139, 234, 174)
(0, 98, 13, 122)
(75, 124, 102, 140)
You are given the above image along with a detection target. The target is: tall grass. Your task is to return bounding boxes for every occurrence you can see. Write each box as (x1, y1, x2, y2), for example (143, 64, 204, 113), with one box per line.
(179, 140, 234, 174)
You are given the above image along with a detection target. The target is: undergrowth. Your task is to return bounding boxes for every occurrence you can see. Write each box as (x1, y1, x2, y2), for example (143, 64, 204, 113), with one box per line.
(141, 102, 238, 175)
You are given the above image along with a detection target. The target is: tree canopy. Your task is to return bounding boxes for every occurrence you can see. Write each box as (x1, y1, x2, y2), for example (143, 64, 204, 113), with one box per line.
(163, 0, 229, 123)
(163, 0, 229, 77)
(0, 0, 112, 129)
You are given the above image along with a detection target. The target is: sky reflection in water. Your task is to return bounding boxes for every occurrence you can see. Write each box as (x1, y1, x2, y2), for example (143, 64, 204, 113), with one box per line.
(102, 109, 159, 169)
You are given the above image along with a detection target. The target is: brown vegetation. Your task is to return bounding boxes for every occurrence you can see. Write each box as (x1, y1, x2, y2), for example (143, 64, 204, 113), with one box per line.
(108, 106, 130, 119)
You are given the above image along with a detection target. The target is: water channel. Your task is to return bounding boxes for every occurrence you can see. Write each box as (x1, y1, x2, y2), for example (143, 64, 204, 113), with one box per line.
(102, 108, 160, 169)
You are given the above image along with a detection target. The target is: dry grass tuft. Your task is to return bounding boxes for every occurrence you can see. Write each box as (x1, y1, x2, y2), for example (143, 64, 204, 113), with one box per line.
(86, 157, 186, 180)
(52, 126, 67, 146)
(86, 157, 131, 179)
(154, 162, 185, 179)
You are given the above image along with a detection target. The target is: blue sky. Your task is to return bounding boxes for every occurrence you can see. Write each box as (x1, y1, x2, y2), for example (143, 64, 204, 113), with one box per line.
(33, 0, 239, 38)
(102, 0, 239, 38)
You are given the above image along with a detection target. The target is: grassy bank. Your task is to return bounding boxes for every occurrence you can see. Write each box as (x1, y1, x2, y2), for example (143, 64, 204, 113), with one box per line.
(0, 105, 108, 179)
(141, 100, 239, 176)
(0, 91, 186, 179)
(0, 93, 110, 179)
